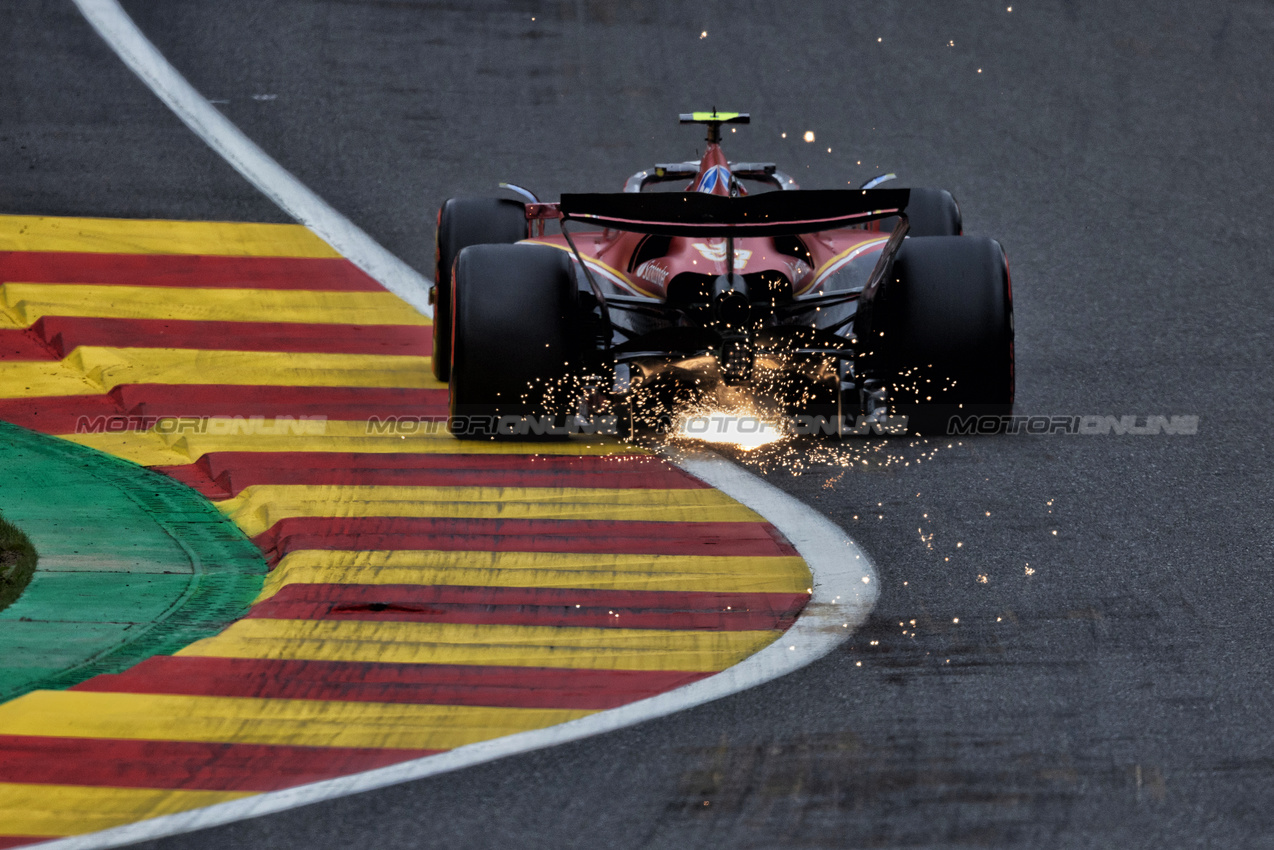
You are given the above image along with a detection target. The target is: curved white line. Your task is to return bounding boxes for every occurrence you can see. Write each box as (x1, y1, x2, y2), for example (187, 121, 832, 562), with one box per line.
(71, 0, 434, 317)
(30, 451, 876, 850)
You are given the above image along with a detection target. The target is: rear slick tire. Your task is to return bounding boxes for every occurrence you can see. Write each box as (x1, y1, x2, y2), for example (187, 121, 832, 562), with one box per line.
(432, 197, 528, 381)
(448, 243, 579, 441)
(875, 187, 962, 237)
(869, 235, 1014, 436)
(903, 187, 962, 237)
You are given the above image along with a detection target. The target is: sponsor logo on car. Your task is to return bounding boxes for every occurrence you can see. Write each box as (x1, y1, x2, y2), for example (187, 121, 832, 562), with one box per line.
(635, 260, 670, 286)
(692, 241, 751, 270)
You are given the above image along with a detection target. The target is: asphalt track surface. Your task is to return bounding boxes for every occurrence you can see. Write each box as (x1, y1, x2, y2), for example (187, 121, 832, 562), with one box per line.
(4, 1, 1274, 847)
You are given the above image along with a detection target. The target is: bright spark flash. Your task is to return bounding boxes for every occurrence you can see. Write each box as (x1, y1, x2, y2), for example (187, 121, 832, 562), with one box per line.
(674, 410, 788, 452)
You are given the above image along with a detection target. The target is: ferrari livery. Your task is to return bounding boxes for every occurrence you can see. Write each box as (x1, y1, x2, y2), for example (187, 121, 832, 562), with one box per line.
(431, 111, 1014, 440)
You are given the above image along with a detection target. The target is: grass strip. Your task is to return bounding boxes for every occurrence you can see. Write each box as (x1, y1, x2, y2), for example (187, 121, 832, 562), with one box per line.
(0, 511, 37, 613)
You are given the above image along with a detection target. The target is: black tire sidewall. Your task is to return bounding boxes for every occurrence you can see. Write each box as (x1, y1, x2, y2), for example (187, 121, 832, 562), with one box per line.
(449, 244, 578, 439)
(433, 197, 527, 381)
(873, 235, 1014, 434)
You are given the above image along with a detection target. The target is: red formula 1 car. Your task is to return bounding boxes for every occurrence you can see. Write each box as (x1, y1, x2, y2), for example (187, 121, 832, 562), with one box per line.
(432, 111, 1013, 440)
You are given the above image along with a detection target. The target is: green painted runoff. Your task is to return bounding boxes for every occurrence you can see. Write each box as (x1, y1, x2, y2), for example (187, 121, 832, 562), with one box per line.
(0, 420, 266, 701)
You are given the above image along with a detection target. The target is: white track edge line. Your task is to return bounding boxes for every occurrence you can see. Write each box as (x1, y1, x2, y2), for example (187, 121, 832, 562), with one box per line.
(30, 450, 877, 850)
(71, 0, 434, 317)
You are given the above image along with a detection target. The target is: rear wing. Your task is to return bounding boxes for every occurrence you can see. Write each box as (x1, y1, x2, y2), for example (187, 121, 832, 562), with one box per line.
(552, 189, 910, 237)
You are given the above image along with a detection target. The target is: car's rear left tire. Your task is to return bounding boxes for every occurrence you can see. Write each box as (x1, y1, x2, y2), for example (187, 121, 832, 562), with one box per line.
(861, 235, 1014, 435)
(449, 243, 580, 440)
(432, 197, 528, 381)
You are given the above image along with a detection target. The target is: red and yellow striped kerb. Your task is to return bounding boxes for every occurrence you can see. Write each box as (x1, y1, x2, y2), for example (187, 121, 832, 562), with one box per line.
(0, 214, 811, 846)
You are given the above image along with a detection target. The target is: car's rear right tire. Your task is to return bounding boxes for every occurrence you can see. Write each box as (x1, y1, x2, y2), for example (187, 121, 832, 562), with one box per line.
(862, 235, 1014, 435)
(432, 197, 528, 381)
(449, 243, 580, 440)
(874, 187, 962, 237)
